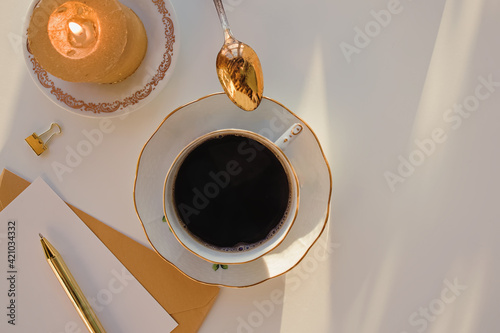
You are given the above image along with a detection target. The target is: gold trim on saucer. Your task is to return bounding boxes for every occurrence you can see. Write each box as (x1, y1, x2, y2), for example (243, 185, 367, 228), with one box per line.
(133, 93, 333, 288)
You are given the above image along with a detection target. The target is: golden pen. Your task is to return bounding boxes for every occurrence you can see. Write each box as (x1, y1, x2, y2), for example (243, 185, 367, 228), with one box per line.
(39, 234, 106, 333)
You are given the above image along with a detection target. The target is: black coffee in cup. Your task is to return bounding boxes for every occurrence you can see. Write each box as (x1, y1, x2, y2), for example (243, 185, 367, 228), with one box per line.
(173, 134, 291, 251)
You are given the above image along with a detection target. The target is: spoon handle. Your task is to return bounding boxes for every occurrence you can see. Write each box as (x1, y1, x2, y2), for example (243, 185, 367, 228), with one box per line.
(213, 0, 232, 38)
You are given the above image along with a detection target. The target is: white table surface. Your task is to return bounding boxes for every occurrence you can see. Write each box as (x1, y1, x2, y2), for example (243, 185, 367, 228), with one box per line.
(1, 0, 499, 332)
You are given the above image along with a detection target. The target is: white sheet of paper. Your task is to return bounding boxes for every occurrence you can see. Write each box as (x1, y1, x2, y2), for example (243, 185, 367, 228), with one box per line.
(0, 177, 178, 332)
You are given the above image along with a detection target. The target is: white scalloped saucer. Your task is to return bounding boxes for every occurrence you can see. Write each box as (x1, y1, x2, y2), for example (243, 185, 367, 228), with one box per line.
(134, 93, 332, 288)
(23, 0, 179, 118)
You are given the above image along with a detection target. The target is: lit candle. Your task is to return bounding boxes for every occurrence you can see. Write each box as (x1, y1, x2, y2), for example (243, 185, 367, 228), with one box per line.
(27, 0, 147, 83)
(68, 21, 96, 48)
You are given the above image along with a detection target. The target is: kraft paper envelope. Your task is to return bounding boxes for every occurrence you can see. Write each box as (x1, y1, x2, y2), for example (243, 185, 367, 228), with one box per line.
(0, 169, 219, 333)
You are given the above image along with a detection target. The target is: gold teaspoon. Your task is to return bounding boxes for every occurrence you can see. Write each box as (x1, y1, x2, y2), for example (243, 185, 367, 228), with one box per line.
(213, 0, 264, 111)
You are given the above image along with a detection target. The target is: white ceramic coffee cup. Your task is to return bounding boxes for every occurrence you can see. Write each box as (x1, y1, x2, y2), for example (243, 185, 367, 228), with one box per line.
(163, 124, 302, 264)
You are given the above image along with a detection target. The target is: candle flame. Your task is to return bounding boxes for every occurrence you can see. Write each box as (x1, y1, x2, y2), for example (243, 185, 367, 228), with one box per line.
(68, 22, 84, 36)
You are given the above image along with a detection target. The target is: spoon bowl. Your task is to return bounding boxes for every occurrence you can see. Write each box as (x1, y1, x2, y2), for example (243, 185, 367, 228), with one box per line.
(213, 0, 263, 111)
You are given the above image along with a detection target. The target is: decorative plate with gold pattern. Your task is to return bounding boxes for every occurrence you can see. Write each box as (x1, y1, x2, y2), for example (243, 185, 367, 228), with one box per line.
(134, 93, 332, 288)
(23, 0, 179, 118)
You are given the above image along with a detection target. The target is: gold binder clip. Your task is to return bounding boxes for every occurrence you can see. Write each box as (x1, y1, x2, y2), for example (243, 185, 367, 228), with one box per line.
(25, 123, 62, 156)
